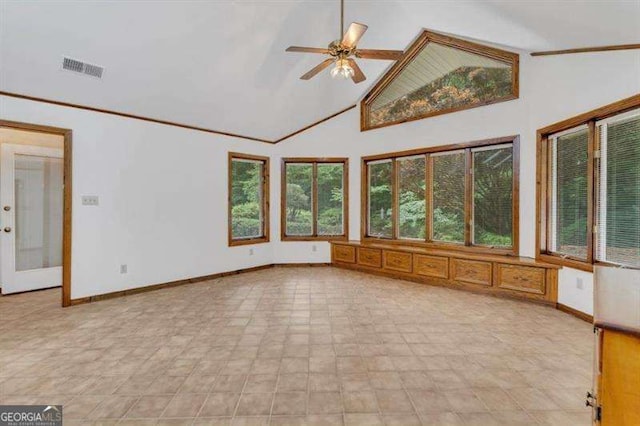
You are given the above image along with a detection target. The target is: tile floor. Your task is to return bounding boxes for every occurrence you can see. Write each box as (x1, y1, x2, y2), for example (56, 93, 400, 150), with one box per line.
(0, 266, 593, 425)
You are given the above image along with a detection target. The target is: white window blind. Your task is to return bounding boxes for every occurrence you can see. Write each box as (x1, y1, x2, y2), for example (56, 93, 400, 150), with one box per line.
(596, 111, 640, 267)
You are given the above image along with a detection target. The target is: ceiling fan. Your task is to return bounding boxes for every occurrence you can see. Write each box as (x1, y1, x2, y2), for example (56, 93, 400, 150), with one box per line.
(285, 0, 404, 83)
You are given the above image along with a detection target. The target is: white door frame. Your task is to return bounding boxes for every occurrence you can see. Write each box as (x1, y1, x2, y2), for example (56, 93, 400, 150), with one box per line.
(0, 119, 72, 307)
(1, 143, 64, 294)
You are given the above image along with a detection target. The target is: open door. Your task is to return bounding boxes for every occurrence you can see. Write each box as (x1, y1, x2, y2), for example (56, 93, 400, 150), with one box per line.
(0, 143, 64, 294)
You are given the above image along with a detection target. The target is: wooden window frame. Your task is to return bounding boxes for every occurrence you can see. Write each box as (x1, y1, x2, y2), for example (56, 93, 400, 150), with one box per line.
(228, 152, 270, 246)
(361, 135, 520, 256)
(360, 30, 519, 132)
(536, 94, 640, 272)
(281, 157, 349, 241)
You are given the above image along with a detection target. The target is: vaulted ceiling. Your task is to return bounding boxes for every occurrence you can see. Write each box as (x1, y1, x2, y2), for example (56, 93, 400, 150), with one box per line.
(1, 0, 639, 141)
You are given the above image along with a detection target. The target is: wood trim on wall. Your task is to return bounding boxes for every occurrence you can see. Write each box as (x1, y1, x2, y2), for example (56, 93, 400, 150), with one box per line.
(361, 135, 520, 256)
(69, 262, 332, 306)
(557, 303, 594, 323)
(0, 91, 273, 144)
(280, 157, 349, 241)
(228, 152, 270, 246)
(0, 119, 73, 307)
(1, 90, 357, 146)
(531, 43, 640, 57)
(274, 105, 356, 143)
(535, 94, 640, 270)
(360, 29, 520, 132)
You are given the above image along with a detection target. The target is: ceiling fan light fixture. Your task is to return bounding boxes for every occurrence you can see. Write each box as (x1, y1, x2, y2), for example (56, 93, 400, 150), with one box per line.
(330, 58, 354, 79)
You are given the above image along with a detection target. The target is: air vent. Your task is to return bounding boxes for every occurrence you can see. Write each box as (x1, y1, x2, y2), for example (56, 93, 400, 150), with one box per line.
(62, 56, 104, 79)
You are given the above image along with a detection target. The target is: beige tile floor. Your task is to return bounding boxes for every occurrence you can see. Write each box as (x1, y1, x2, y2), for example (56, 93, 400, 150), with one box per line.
(0, 266, 593, 425)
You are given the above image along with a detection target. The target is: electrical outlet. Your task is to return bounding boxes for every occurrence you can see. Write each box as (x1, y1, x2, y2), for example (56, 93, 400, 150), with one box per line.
(82, 195, 99, 206)
(312, 245, 317, 252)
(120, 264, 127, 274)
(576, 277, 584, 290)
(249, 248, 254, 256)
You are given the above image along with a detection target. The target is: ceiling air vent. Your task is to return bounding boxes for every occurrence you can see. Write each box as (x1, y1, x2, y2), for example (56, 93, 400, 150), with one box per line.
(62, 57, 104, 78)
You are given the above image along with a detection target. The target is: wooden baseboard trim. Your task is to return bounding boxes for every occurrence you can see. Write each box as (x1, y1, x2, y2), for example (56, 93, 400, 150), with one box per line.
(274, 262, 332, 268)
(68, 262, 331, 306)
(557, 303, 593, 323)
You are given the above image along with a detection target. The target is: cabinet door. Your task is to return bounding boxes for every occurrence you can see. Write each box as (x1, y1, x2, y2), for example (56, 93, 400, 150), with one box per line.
(495, 264, 546, 295)
(414, 254, 448, 279)
(450, 258, 492, 286)
(383, 250, 412, 273)
(599, 329, 640, 426)
(333, 245, 356, 264)
(358, 247, 382, 268)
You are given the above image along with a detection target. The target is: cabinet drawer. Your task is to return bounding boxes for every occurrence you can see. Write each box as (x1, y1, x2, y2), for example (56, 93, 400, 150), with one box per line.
(495, 264, 546, 295)
(383, 250, 412, 273)
(333, 245, 356, 264)
(450, 258, 492, 286)
(358, 247, 382, 268)
(414, 254, 449, 279)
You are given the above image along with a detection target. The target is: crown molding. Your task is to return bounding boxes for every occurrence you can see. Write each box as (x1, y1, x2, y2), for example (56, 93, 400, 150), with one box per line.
(531, 43, 640, 57)
(0, 90, 274, 144)
(1, 90, 357, 145)
(273, 105, 356, 143)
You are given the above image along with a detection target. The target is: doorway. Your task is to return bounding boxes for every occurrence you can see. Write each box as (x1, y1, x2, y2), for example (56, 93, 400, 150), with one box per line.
(0, 120, 72, 307)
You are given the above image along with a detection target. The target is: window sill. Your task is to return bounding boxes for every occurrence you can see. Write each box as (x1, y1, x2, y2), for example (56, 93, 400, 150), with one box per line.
(537, 253, 594, 272)
(362, 236, 517, 256)
(281, 235, 348, 242)
(229, 236, 270, 247)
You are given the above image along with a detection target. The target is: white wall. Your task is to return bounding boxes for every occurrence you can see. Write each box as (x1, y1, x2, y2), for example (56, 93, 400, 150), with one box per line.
(2, 49, 638, 313)
(1, 95, 276, 299)
(274, 49, 640, 316)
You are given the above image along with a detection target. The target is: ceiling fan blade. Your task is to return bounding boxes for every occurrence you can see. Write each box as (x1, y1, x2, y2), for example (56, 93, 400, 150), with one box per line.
(347, 59, 366, 84)
(356, 49, 404, 60)
(286, 46, 330, 54)
(300, 58, 335, 80)
(341, 22, 368, 48)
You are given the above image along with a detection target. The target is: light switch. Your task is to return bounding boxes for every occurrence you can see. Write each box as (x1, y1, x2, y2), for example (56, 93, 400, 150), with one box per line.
(82, 195, 99, 206)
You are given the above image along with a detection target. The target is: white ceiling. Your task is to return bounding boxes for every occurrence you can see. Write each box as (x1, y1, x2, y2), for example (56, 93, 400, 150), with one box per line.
(1, 0, 638, 141)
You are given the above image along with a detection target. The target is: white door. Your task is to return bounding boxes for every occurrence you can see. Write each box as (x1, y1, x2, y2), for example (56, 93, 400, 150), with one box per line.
(0, 144, 64, 294)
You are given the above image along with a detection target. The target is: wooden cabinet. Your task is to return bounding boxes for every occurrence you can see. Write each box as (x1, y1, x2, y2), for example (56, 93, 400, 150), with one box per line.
(383, 250, 413, 273)
(332, 244, 356, 264)
(597, 329, 640, 426)
(330, 241, 560, 305)
(450, 258, 492, 286)
(495, 263, 545, 294)
(357, 247, 382, 268)
(414, 254, 448, 279)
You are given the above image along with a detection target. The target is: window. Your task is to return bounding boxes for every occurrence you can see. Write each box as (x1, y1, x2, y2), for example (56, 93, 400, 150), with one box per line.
(472, 144, 514, 248)
(596, 113, 640, 267)
(537, 95, 640, 270)
(549, 127, 589, 260)
(361, 30, 519, 131)
(281, 158, 348, 240)
(363, 136, 519, 254)
(367, 160, 393, 238)
(398, 156, 426, 239)
(431, 151, 465, 243)
(228, 152, 269, 246)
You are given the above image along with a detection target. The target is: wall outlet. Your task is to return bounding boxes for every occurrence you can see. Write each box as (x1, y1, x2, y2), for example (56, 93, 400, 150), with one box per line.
(576, 277, 584, 290)
(249, 248, 254, 256)
(81, 195, 99, 206)
(312, 245, 317, 252)
(120, 264, 127, 274)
